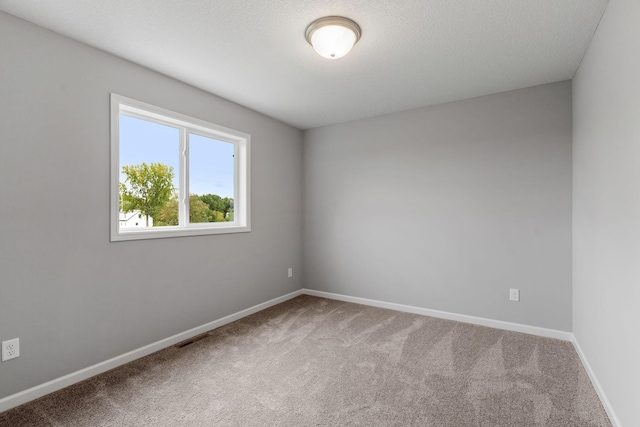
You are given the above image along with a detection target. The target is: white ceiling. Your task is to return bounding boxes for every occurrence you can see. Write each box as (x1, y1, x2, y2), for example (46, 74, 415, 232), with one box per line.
(1, 0, 609, 130)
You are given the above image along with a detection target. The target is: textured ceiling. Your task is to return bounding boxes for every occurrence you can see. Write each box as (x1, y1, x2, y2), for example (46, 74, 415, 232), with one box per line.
(1, 0, 609, 129)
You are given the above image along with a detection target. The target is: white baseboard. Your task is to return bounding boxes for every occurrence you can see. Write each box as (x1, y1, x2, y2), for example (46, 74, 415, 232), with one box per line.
(0, 289, 304, 414)
(571, 337, 621, 427)
(302, 289, 573, 341)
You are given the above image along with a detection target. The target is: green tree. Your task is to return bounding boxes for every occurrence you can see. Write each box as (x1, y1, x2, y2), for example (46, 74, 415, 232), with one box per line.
(155, 195, 216, 225)
(200, 194, 223, 212)
(120, 163, 175, 227)
(189, 195, 213, 223)
(200, 194, 234, 221)
(224, 198, 234, 220)
(156, 197, 178, 226)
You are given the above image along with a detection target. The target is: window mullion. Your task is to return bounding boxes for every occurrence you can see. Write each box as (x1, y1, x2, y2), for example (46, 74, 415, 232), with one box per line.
(179, 128, 188, 226)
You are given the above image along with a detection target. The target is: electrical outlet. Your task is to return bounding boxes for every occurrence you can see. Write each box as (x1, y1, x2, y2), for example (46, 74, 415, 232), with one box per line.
(510, 288, 520, 302)
(2, 338, 20, 362)
(288, 268, 293, 278)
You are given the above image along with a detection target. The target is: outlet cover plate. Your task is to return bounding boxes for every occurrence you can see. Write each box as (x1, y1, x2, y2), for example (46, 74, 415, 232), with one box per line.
(2, 338, 20, 361)
(510, 288, 520, 302)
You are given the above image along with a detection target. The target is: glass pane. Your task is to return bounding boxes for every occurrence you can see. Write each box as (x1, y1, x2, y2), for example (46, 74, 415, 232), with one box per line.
(189, 134, 235, 224)
(119, 114, 179, 228)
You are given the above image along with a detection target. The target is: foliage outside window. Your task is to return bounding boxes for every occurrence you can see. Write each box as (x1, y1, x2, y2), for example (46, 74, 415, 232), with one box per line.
(111, 94, 250, 241)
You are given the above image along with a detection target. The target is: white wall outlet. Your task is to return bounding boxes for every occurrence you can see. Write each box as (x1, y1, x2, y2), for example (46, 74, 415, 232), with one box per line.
(510, 288, 520, 302)
(287, 268, 293, 278)
(2, 338, 20, 362)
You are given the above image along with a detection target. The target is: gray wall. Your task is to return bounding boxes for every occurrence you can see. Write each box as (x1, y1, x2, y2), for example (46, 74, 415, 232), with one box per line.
(0, 12, 303, 399)
(304, 82, 573, 331)
(573, 0, 640, 425)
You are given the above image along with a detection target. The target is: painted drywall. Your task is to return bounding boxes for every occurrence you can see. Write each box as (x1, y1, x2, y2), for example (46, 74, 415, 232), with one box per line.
(303, 82, 573, 331)
(0, 12, 303, 399)
(573, 0, 640, 425)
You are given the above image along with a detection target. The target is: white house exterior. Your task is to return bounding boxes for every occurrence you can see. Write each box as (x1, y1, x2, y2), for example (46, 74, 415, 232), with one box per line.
(119, 210, 153, 228)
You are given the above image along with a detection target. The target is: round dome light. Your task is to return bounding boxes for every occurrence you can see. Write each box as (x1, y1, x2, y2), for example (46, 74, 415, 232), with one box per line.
(305, 16, 361, 59)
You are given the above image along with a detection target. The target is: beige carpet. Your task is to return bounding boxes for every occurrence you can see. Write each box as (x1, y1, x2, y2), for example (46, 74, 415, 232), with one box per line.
(0, 295, 611, 426)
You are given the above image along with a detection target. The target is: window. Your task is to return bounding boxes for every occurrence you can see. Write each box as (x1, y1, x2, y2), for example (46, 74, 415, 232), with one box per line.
(110, 94, 250, 241)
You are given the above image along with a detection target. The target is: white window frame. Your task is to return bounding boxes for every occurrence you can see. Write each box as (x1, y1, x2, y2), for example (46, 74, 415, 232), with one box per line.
(110, 93, 251, 241)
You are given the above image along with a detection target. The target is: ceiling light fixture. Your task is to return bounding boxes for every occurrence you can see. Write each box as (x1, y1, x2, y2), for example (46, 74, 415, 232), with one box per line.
(305, 16, 361, 60)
